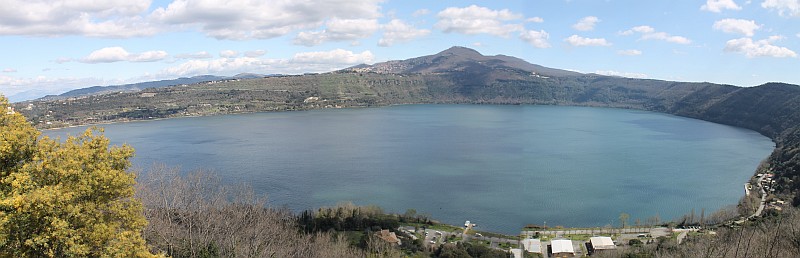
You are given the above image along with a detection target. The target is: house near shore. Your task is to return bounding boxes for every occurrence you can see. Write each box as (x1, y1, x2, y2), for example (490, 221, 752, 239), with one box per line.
(376, 229, 401, 245)
(521, 238, 542, 254)
(588, 236, 616, 254)
(550, 239, 575, 258)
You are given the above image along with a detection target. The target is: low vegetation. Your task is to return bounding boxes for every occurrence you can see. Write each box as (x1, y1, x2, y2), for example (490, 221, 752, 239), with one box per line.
(137, 165, 362, 258)
(595, 209, 800, 258)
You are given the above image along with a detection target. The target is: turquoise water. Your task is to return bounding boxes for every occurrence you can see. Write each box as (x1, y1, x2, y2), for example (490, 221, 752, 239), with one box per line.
(46, 105, 774, 234)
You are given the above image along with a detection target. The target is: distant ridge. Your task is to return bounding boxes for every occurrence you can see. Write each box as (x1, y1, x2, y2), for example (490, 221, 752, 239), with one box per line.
(38, 73, 269, 101)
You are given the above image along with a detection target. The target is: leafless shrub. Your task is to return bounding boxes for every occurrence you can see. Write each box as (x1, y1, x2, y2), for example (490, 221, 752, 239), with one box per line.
(603, 208, 800, 258)
(704, 205, 741, 225)
(136, 164, 364, 257)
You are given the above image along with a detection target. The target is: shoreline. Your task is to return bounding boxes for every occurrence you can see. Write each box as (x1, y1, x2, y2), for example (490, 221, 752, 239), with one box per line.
(41, 103, 777, 233)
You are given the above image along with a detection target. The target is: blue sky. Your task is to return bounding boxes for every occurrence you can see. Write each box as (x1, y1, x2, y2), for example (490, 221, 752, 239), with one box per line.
(1, 0, 798, 102)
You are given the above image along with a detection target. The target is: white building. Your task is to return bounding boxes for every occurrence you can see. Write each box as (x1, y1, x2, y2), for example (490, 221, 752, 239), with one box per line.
(550, 239, 575, 258)
(521, 238, 542, 253)
(589, 236, 616, 254)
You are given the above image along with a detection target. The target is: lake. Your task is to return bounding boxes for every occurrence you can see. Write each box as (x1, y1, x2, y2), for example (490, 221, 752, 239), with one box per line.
(45, 105, 774, 234)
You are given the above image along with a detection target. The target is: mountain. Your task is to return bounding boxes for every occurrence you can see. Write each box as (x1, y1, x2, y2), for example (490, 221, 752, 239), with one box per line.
(38, 74, 268, 101)
(344, 46, 581, 77)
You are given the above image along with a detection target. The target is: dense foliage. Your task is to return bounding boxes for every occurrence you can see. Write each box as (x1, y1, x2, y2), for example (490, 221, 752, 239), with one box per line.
(433, 242, 509, 258)
(0, 96, 155, 257)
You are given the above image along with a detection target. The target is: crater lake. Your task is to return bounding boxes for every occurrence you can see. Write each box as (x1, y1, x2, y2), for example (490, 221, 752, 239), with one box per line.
(45, 105, 774, 234)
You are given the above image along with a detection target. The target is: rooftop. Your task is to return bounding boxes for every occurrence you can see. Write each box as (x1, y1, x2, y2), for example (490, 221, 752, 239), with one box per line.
(590, 236, 616, 250)
(521, 238, 542, 253)
(377, 229, 401, 245)
(551, 239, 574, 254)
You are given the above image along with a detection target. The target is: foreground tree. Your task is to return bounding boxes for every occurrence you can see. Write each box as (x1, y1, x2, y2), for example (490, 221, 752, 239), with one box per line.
(0, 96, 156, 257)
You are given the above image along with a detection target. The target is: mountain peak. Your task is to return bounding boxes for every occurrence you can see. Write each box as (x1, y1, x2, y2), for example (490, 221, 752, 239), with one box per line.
(436, 46, 483, 58)
(342, 46, 581, 77)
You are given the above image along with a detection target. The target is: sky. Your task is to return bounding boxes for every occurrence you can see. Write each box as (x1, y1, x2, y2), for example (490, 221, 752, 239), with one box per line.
(1, 0, 799, 102)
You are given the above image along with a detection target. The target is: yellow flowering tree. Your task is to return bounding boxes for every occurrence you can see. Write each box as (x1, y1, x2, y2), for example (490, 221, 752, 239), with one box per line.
(0, 96, 156, 257)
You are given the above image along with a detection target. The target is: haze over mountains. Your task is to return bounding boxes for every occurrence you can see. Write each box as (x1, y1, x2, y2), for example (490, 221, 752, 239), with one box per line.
(29, 73, 267, 102)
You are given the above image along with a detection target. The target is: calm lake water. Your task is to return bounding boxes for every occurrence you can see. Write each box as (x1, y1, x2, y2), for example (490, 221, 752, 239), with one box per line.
(46, 105, 774, 234)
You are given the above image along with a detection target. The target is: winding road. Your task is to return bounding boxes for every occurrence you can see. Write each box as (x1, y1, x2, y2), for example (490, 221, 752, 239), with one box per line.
(748, 174, 768, 220)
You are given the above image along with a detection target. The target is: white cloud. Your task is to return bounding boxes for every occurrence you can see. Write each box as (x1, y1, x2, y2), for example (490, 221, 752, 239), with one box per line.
(617, 49, 642, 56)
(157, 49, 373, 78)
(294, 31, 326, 46)
(175, 51, 212, 59)
(0, 0, 156, 38)
(572, 16, 600, 31)
(291, 49, 373, 64)
(724, 36, 797, 58)
(220, 50, 239, 58)
(378, 19, 430, 47)
(151, 0, 384, 40)
(646, 33, 691, 44)
(81, 47, 168, 63)
(472, 42, 484, 47)
(701, 0, 742, 12)
(0, 75, 114, 102)
(293, 18, 379, 46)
(594, 70, 649, 78)
(519, 30, 551, 48)
(713, 19, 761, 36)
(435, 5, 524, 37)
(159, 57, 269, 77)
(84, 47, 130, 63)
(2, 68, 17, 73)
(619, 26, 653, 35)
(768, 35, 786, 41)
(135, 50, 169, 62)
(621, 26, 692, 44)
(244, 50, 267, 58)
(55, 57, 74, 64)
(412, 9, 430, 17)
(526, 17, 544, 23)
(0, 0, 386, 40)
(564, 35, 611, 46)
(761, 0, 800, 17)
